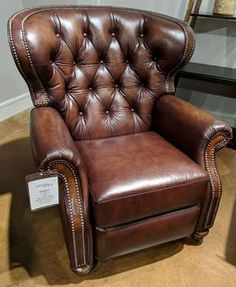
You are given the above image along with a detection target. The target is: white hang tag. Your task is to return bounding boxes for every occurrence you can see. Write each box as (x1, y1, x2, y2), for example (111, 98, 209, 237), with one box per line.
(26, 170, 59, 211)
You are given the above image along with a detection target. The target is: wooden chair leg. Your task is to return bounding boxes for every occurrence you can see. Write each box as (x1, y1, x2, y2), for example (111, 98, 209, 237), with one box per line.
(183, 230, 209, 245)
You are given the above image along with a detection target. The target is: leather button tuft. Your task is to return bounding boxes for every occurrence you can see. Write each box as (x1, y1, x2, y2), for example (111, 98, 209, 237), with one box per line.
(83, 32, 87, 37)
(141, 83, 144, 86)
(115, 84, 119, 88)
(131, 108, 134, 112)
(73, 61, 76, 65)
(79, 112, 83, 116)
(100, 60, 104, 64)
(89, 87, 93, 90)
(111, 32, 115, 36)
(140, 33, 144, 38)
(56, 34, 60, 38)
(125, 59, 129, 63)
(105, 110, 109, 114)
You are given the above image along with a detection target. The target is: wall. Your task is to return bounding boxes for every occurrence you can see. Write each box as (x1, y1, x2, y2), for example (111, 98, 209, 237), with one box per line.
(100, 0, 188, 19)
(23, 0, 188, 18)
(23, 0, 96, 6)
(0, 0, 31, 121)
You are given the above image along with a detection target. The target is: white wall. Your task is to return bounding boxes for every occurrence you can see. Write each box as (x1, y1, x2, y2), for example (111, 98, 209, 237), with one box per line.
(23, 0, 187, 17)
(0, 0, 25, 104)
(0, 0, 32, 121)
(23, 0, 96, 6)
(100, 0, 188, 19)
(23, 0, 77, 5)
(199, 0, 215, 12)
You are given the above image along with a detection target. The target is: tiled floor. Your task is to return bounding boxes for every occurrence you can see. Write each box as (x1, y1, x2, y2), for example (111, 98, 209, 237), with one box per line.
(0, 110, 236, 286)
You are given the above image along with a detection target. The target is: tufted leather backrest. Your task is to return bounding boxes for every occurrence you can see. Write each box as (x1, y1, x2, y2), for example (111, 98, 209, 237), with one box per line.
(9, 6, 195, 140)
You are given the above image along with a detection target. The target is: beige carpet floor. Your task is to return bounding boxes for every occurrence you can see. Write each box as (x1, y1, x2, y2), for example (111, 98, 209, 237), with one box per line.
(0, 110, 236, 287)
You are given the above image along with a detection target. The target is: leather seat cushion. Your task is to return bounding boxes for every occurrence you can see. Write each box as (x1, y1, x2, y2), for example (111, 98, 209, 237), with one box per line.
(76, 131, 208, 228)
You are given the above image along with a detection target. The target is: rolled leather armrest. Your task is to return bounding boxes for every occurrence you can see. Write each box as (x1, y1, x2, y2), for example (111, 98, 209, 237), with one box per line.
(30, 107, 81, 170)
(153, 95, 232, 230)
(30, 107, 93, 275)
(152, 95, 232, 165)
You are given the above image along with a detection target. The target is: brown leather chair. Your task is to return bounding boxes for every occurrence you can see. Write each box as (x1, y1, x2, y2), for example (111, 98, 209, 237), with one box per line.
(8, 6, 232, 276)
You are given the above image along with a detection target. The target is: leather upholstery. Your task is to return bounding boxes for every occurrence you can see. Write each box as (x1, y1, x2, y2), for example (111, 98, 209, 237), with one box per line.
(8, 6, 232, 276)
(96, 204, 201, 259)
(30, 107, 81, 169)
(152, 95, 233, 229)
(30, 106, 94, 274)
(9, 6, 194, 140)
(152, 95, 232, 166)
(77, 131, 208, 228)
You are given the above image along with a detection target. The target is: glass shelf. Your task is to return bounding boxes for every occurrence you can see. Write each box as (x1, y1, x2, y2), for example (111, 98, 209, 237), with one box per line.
(179, 62, 236, 87)
(191, 12, 236, 20)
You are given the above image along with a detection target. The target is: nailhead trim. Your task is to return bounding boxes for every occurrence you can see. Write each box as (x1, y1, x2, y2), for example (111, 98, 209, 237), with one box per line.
(21, 30, 49, 106)
(165, 22, 195, 92)
(48, 160, 86, 268)
(204, 132, 228, 228)
(8, 19, 37, 104)
(9, 8, 49, 107)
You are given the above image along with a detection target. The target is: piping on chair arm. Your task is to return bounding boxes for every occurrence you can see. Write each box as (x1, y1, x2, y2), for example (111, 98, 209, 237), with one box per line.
(30, 107, 93, 275)
(152, 95, 232, 229)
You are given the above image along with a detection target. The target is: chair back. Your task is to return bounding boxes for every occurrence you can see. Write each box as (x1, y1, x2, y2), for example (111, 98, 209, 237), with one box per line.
(9, 6, 194, 140)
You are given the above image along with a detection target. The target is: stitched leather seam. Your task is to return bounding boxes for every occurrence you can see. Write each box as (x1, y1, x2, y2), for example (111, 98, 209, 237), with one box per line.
(164, 23, 195, 93)
(118, 88, 151, 129)
(58, 172, 80, 267)
(21, 29, 49, 106)
(8, 19, 37, 104)
(10, 8, 50, 106)
(97, 204, 201, 232)
(91, 177, 208, 204)
(48, 160, 87, 268)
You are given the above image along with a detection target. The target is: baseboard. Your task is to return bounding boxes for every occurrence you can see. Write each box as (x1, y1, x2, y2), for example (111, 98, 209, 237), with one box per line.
(0, 93, 32, 121)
